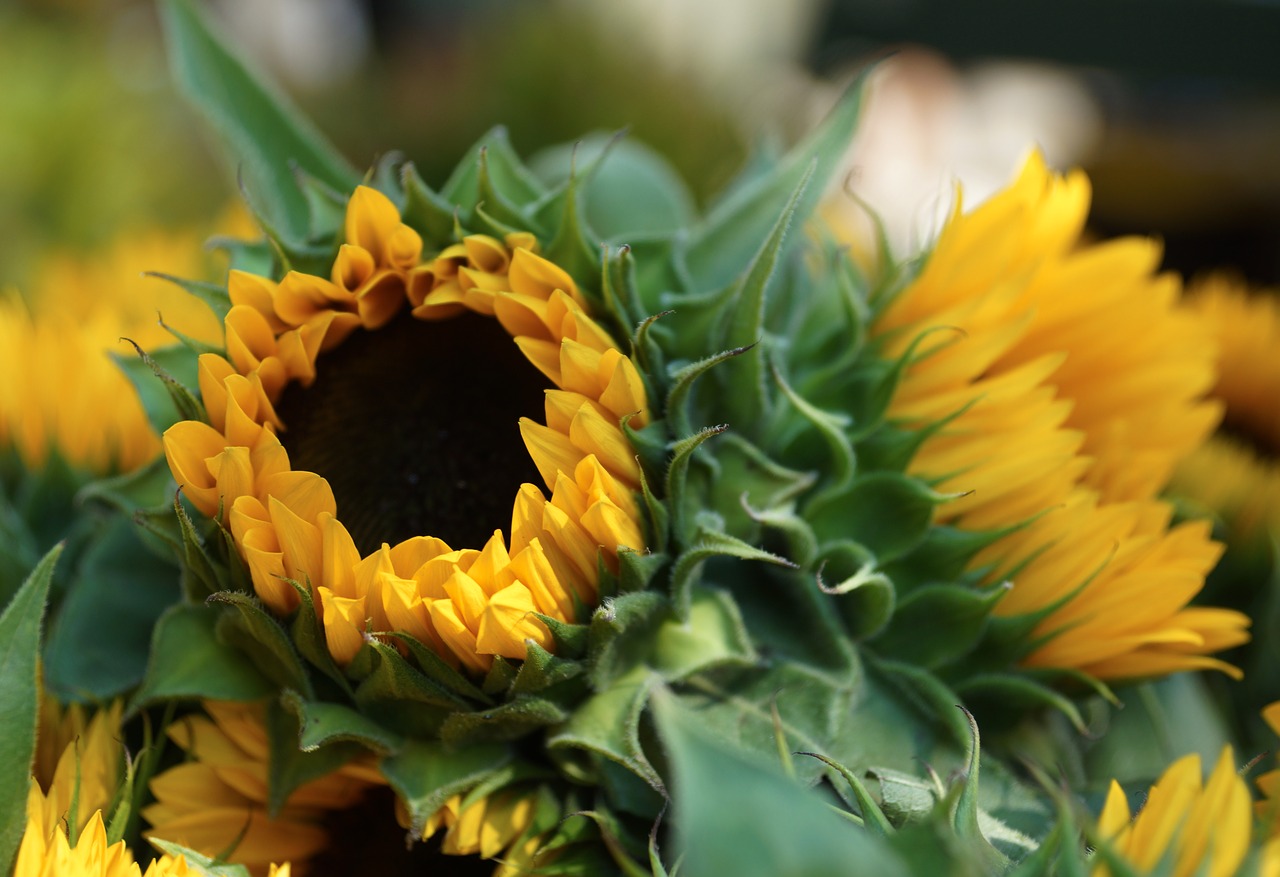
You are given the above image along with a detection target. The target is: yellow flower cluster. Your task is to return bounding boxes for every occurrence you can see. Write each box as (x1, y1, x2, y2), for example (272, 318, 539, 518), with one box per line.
(163, 186, 648, 671)
(872, 152, 1249, 680)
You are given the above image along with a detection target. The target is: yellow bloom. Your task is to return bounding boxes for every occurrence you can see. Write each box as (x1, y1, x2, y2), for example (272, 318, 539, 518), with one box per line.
(1092, 747, 1250, 877)
(0, 230, 224, 474)
(400, 786, 547, 875)
(872, 151, 1248, 680)
(1170, 278, 1280, 539)
(1258, 701, 1280, 832)
(163, 186, 649, 671)
(143, 700, 380, 877)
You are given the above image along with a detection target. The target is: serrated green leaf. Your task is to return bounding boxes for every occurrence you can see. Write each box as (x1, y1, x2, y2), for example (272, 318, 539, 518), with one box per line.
(131, 602, 272, 709)
(282, 689, 403, 754)
(208, 590, 313, 698)
(440, 696, 568, 747)
(159, 0, 357, 242)
(44, 517, 181, 700)
(0, 543, 60, 873)
(380, 739, 512, 837)
(651, 687, 908, 877)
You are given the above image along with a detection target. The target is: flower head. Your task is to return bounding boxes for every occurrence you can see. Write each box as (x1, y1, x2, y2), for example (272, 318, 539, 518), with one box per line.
(873, 151, 1248, 680)
(163, 186, 648, 671)
(1092, 747, 1250, 877)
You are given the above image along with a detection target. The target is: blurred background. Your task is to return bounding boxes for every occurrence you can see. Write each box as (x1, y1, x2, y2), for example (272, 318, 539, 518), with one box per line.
(4, 0, 1279, 289)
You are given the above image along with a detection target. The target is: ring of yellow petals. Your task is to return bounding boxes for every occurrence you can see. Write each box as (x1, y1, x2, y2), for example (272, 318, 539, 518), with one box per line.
(163, 186, 649, 671)
(874, 152, 1249, 681)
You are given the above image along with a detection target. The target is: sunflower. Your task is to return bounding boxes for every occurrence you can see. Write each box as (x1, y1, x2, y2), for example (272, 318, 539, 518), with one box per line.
(871, 151, 1249, 681)
(0, 230, 224, 475)
(1170, 277, 1280, 540)
(1092, 746, 1251, 877)
(17, 696, 197, 877)
(163, 186, 649, 671)
(143, 700, 379, 877)
(402, 787, 548, 875)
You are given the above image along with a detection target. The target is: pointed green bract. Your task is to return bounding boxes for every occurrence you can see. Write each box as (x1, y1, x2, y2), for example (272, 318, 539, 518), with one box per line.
(0, 543, 60, 874)
(131, 603, 273, 709)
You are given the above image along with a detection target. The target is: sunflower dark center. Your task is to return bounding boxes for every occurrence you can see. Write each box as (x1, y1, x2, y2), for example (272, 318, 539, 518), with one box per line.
(275, 310, 549, 555)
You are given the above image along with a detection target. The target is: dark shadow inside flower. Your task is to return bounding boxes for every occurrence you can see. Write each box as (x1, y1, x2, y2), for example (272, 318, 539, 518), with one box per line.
(275, 310, 547, 555)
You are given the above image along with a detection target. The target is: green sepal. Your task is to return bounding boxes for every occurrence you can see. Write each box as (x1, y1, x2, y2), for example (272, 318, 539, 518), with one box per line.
(547, 664, 663, 792)
(681, 71, 868, 290)
(400, 162, 461, 248)
(670, 524, 797, 620)
(439, 126, 545, 221)
(159, 0, 358, 243)
(530, 615, 589, 661)
(699, 432, 816, 544)
(148, 839, 253, 877)
(0, 543, 59, 875)
(131, 602, 273, 711)
(881, 525, 1008, 594)
(296, 164, 351, 239)
(482, 655, 520, 696)
(144, 272, 232, 325)
(205, 233, 276, 277)
(440, 695, 569, 747)
(380, 738, 513, 837)
(587, 591, 669, 689)
(384, 630, 493, 705)
(511, 640, 587, 696)
(536, 164, 600, 294)
(173, 491, 225, 601)
(286, 578, 353, 697)
(44, 517, 181, 701)
(354, 638, 473, 712)
(950, 706, 1010, 873)
(76, 455, 172, 518)
(264, 696, 368, 818)
(648, 585, 756, 682)
(208, 590, 314, 698)
(814, 540, 895, 640)
(616, 546, 669, 598)
(635, 463, 670, 557)
(624, 418, 671, 500)
(281, 688, 403, 754)
(650, 685, 909, 877)
(768, 361, 856, 508)
(809, 472, 945, 564)
(798, 751, 895, 837)
(722, 564, 858, 674)
(666, 347, 749, 439)
(112, 341, 206, 434)
(872, 583, 1009, 670)
(630, 307, 672, 390)
(568, 808, 651, 877)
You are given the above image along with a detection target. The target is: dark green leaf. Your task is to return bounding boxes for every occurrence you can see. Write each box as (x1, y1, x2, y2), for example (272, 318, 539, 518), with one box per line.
(872, 584, 1008, 669)
(264, 697, 367, 818)
(209, 591, 314, 698)
(131, 602, 273, 709)
(380, 739, 512, 837)
(281, 689, 403, 754)
(810, 472, 942, 564)
(0, 544, 60, 873)
(648, 585, 756, 681)
(547, 665, 662, 792)
(440, 696, 568, 747)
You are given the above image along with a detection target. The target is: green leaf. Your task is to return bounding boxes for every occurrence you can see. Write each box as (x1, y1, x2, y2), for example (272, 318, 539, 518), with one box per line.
(651, 687, 908, 877)
(587, 591, 669, 689)
(209, 591, 314, 698)
(0, 544, 60, 874)
(286, 579, 352, 696)
(380, 739, 512, 837)
(401, 163, 461, 246)
(144, 273, 233, 325)
(511, 640, 586, 696)
(131, 602, 273, 709)
(531, 133, 695, 242)
(264, 697, 367, 818)
(669, 526, 796, 620)
(146, 839, 254, 877)
(159, 0, 358, 242)
(44, 517, 182, 700)
(281, 689, 403, 754)
(683, 74, 869, 290)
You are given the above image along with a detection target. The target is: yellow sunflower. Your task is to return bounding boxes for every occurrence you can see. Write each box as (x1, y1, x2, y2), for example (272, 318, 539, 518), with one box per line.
(871, 151, 1249, 681)
(0, 230, 225, 474)
(1092, 746, 1251, 877)
(402, 786, 547, 875)
(17, 696, 199, 877)
(1170, 277, 1280, 539)
(163, 186, 649, 671)
(143, 700, 379, 877)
